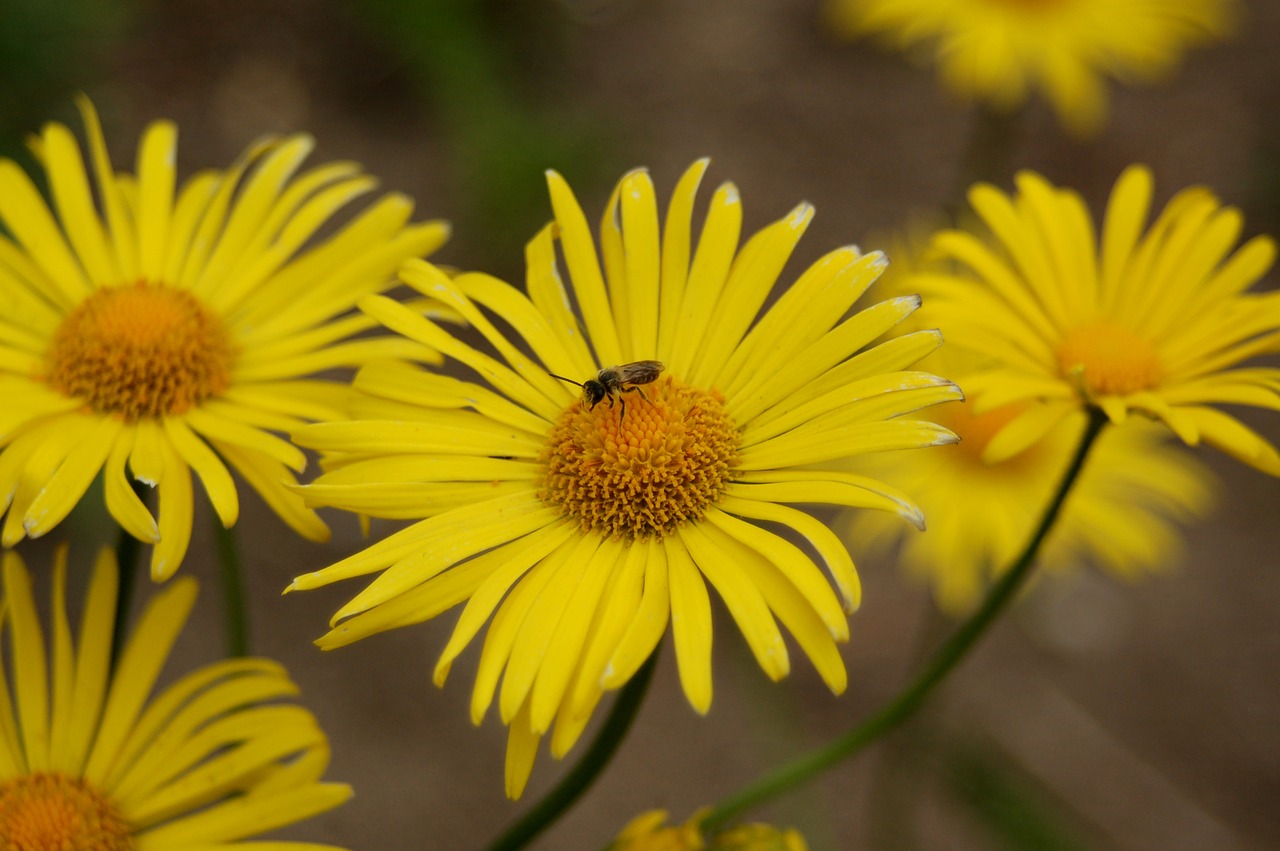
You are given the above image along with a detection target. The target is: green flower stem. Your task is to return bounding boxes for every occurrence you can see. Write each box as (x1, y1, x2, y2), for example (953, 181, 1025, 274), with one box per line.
(110, 479, 151, 671)
(702, 408, 1109, 832)
(213, 520, 250, 657)
(110, 524, 143, 671)
(485, 650, 661, 851)
(955, 104, 1024, 198)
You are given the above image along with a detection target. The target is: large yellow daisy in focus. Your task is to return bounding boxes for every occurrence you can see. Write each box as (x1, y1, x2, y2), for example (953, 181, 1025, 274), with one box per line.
(917, 166, 1280, 474)
(0, 548, 350, 850)
(826, 0, 1236, 135)
(290, 160, 961, 797)
(0, 98, 449, 579)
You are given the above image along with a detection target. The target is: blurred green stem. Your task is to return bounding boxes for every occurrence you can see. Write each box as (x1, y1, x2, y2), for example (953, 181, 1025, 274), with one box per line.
(110, 479, 150, 671)
(214, 520, 250, 657)
(701, 408, 1109, 832)
(955, 105, 1024, 196)
(485, 650, 660, 851)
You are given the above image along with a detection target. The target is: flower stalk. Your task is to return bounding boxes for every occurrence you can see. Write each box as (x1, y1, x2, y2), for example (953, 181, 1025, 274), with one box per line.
(700, 407, 1110, 831)
(110, 479, 150, 670)
(485, 650, 660, 851)
(214, 520, 251, 657)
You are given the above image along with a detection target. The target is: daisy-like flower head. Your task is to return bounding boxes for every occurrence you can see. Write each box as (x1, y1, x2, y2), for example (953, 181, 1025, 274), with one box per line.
(826, 0, 1237, 135)
(846, 224, 1217, 613)
(611, 809, 808, 851)
(0, 547, 350, 850)
(917, 166, 1280, 474)
(0, 97, 450, 579)
(289, 160, 962, 797)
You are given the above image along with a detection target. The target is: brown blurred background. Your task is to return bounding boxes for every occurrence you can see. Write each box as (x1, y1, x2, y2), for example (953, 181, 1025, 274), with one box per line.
(10, 0, 1280, 849)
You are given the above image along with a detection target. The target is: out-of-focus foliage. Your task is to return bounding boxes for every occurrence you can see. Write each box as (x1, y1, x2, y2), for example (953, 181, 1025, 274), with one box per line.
(356, 0, 613, 274)
(0, 0, 129, 162)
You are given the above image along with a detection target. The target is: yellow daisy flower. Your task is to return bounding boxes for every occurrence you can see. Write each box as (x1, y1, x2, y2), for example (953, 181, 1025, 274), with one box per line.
(826, 0, 1236, 135)
(0, 97, 449, 579)
(611, 809, 808, 851)
(845, 222, 1217, 612)
(847, 398, 1216, 613)
(0, 547, 350, 850)
(289, 160, 962, 797)
(916, 166, 1280, 474)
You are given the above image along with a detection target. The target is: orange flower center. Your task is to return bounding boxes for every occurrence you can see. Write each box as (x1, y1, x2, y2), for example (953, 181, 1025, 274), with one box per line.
(539, 375, 739, 540)
(47, 283, 234, 419)
(1056, 322, 1161, 398)
(0, 773, 134, 851)
(933, 399, 1050, 473)
(937, 400, 1025, 465)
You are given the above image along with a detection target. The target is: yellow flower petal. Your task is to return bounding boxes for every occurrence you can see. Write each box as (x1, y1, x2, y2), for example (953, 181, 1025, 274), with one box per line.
(665, 537, 714, 715)
(656, 159, 710, 362)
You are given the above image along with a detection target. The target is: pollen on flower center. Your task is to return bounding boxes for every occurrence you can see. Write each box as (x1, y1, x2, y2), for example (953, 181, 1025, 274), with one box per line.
(1057, 322, 1162, 398)
(0, 772, 134, 851)
(47, 282, 234, 419)
(539, 374, 740, 540)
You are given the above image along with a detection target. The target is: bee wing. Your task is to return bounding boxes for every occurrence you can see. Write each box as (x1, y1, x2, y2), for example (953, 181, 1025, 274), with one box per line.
(618, 360, 665, 385)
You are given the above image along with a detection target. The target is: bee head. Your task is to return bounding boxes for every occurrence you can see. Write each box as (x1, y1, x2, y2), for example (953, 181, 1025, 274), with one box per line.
(582, 379, 608, 409)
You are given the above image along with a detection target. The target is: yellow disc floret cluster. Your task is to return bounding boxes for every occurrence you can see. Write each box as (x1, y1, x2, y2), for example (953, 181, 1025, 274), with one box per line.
(0, 773, 133, 851)
(539, 375, 739, 540)
(47, 282, 233, 420)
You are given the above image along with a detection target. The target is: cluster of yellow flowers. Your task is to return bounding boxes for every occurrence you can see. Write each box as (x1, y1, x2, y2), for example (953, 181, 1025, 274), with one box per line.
(0, 0, 1268, 847)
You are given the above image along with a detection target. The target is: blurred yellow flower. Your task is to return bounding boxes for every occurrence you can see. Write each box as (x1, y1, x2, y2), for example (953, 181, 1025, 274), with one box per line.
(845, 221, 1217, 612)
(0, 547, 349, 850)
(915, 166, 1279, 474)
(290, 160, 961, 797)
(0, 97, 449, 579)
(826, 0, 1236, 135)
(612, 809, 808, 851)
(847, 396, 1216, 613)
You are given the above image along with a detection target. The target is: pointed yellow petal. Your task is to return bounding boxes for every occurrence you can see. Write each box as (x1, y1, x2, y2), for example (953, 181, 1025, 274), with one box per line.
(163, 417, 239, 528)
(3, 554, 50, 770)
(679, 523, 789, 682)
(546, 169, 622, 367)
(135, 119, 177, 281)
(656, 159, 710, 362)
(504, 701, 540, 801)
(664, 536, 713, 715)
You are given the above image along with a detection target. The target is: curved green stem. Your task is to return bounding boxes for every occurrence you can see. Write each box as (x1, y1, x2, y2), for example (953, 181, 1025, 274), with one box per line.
(702, 408, 1108, 831)
(485, 650, 660, 851)
(955, 104, 1025, 197)
(110, 479, 151, 671)
(213, 520, 250, 657)
(110, 525, 142, 671)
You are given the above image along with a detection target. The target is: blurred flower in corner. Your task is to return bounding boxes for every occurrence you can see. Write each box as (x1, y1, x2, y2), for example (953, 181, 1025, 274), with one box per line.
(0, 547, 350, 849)
(289, 160, 962, 797)
(0, 97, 450, 579)
(611, 809, 808, 851)
(843, 226, 1218, 614)
(825, 0, 1237, 135)
(915, 166, 1279, 474)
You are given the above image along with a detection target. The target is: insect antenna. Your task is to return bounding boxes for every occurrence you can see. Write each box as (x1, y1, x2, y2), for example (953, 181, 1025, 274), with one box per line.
(548, 372, 585, 388)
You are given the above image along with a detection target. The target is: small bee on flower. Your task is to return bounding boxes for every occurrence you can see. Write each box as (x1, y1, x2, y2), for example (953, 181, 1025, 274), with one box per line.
(551, 360, 665, 418)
